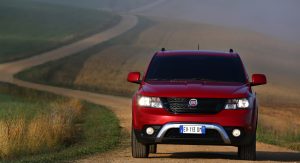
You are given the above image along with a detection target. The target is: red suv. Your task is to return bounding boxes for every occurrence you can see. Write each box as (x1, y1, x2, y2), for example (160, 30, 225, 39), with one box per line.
(127, 50, 267, 160)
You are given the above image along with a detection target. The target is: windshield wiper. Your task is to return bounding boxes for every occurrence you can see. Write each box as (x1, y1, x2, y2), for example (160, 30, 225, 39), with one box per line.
(169, 79, 188, 81)
(147, 78, 187, 82)
(146, 78, 170, 81)
(147, 78, 219, 82)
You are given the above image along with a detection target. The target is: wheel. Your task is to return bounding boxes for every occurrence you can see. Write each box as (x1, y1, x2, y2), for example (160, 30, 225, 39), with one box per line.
(131, 128, 149, 158)
(238, 133, 256, 160)
(149, 144, 157, 153)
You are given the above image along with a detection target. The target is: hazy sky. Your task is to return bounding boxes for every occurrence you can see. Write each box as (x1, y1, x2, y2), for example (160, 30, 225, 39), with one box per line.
(141, 0, 300, 42)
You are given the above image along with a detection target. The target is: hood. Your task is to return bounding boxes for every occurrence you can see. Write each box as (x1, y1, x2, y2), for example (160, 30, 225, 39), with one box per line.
(140, 81, 249, 98)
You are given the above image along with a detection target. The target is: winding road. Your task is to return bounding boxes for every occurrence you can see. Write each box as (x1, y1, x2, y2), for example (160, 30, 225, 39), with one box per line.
(0, 1, 299, 162)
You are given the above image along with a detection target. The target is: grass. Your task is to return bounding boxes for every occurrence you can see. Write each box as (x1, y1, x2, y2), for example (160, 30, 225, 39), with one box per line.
(0, 83, 121, 162)
(257, 107, 300, 151)
(257, 123, 300, 151)
(0, 0, 120, 63)
(0, 98, 83, 159)
(18, 103, 121, 163)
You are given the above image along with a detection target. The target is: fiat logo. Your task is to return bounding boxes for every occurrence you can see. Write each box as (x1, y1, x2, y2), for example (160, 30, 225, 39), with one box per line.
(189, 99, 198, 107)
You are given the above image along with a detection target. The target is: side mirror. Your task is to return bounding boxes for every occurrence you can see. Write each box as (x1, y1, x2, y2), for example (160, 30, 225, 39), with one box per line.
(251, 74, 267, 86)
(127, 72, 141, 84)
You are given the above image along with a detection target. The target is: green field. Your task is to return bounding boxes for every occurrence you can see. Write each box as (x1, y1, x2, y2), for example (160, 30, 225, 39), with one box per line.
(0, 83, 121, 162)
(16, 16, 154, 96)
(0, 0, 120, 63)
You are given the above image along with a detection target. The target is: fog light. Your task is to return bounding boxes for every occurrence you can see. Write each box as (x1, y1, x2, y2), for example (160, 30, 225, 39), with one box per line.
(232, 129, 241, 137)
(146, 127, 155, 135)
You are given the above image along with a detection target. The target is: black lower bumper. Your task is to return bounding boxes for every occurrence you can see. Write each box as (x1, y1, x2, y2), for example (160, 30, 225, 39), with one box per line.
(134, 126, 255, 146)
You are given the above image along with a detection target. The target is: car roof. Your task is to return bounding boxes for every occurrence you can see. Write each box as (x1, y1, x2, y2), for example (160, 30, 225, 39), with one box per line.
(155, 50, 239, 57)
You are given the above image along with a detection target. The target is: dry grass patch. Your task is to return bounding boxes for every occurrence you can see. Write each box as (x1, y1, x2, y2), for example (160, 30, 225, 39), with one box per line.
(0, 99, 84, 159)
(75, 45, 154, 96)
(258, 106, 300, 150)
(260, 107, 300, 134)
(0, 118, 26, 158)
(0, 83, 121, 162)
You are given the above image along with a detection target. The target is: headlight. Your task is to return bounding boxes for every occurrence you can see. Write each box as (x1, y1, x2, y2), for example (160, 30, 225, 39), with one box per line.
(138, 96, 163, 108)
(237, 98, 250, 108)
(225, 98, 249, 109)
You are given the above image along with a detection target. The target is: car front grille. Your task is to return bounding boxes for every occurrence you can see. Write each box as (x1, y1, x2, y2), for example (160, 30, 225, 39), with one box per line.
(161, 98, 226, 114)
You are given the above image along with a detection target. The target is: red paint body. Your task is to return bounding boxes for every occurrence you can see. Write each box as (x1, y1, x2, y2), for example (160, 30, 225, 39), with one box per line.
(132, 82, 254, 130)
(128, 50, 266, 147)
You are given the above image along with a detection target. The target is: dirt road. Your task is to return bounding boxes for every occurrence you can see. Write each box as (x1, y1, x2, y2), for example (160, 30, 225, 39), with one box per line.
(0, 14, 138, 82)
(0, 2, 299, 163)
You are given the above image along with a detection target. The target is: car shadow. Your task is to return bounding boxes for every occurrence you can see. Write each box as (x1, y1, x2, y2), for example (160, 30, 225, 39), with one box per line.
(257, 151, 300, 162)
(151, 151, 300, 162)
(155, 151, 236, 159)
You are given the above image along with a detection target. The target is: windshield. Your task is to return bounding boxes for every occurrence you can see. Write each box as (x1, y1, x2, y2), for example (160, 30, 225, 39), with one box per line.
(145, 55, 247, 83)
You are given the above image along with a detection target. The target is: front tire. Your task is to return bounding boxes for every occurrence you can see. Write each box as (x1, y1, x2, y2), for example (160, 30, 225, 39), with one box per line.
(149, 144, 157, 153)
(238, 133, 256, 160)
(132, 128, 149, 158)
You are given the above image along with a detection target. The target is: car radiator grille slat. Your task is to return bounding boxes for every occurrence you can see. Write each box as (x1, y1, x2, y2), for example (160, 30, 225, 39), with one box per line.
(161, 98, 226, 114)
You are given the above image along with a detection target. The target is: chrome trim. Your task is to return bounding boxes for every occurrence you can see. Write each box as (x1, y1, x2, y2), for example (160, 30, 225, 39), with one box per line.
(155, 123, 231, 144)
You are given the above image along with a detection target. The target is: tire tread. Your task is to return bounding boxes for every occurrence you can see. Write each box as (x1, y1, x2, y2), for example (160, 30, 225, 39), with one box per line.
(238, 133, 256, 160)
(131, 129, 149, 158)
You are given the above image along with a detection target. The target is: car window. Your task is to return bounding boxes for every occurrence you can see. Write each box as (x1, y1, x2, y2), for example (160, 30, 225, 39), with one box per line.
(145, 55, 246, 83)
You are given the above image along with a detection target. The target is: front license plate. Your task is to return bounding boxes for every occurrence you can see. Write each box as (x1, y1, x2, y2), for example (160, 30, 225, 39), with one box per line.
(179, 125, 206, 134)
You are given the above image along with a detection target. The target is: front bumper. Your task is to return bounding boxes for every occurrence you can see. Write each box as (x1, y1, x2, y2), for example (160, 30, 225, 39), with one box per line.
(133, 107, 254, 130)
(134, 123, 255, 146)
